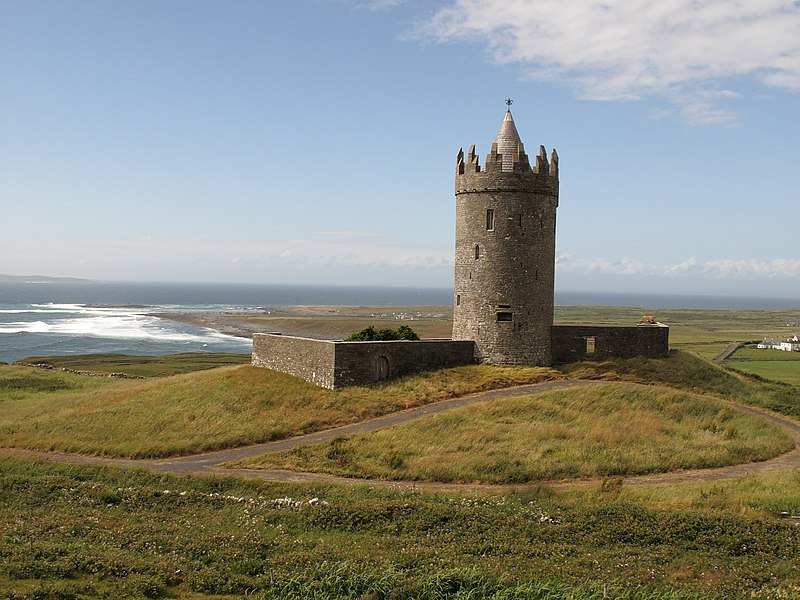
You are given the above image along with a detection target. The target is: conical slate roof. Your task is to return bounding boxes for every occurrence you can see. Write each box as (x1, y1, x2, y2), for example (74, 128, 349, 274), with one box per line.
(496, 110, 522, 172)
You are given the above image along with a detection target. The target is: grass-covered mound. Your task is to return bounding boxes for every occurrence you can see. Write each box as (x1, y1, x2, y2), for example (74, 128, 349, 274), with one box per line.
(14, 352, 251, 377)
(2, 457, 799, 599)
(232, 384, 792, 483)
(0, 363, 560, 458)
(559, 350, 800, 418)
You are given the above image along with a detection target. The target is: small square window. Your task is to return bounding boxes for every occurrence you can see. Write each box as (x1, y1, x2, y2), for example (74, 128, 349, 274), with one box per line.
(496, 312, 513, 322)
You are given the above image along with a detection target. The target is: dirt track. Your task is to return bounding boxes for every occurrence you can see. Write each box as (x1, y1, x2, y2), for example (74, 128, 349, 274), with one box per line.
(3, 379, 799, 493)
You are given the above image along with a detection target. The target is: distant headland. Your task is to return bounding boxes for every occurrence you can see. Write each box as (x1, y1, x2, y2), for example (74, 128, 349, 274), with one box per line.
(0, 274, 90, 283)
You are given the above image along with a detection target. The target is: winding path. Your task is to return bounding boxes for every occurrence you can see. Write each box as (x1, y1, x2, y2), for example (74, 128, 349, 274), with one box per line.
(3, 379, 800, 492)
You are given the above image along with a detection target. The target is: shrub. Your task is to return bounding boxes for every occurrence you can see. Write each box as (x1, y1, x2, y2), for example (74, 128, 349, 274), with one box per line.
(345, 324, 420, 341)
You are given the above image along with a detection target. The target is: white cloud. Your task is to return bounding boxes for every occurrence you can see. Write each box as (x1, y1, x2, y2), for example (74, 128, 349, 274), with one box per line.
(557, 253, 800, 279)
(420, 0, 800, 124)
(0, 234, 452, 284)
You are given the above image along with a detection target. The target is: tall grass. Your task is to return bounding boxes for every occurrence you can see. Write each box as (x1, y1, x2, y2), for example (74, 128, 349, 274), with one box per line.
(235, 384, 791, 483)
(0, 363, 560, 457)
(3, 457, 797, 599)
(559, 350, 800, 418)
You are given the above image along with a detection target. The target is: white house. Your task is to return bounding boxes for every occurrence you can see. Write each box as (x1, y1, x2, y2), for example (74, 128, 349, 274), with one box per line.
(758, 335, 799, 351)
(779, 335, 800, 352)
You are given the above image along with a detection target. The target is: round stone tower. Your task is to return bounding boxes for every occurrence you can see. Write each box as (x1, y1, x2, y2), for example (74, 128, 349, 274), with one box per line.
(452, 110, 559, 365)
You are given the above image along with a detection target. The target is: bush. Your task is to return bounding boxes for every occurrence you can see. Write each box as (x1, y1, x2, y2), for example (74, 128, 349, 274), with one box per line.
(345, 325, 420, 341)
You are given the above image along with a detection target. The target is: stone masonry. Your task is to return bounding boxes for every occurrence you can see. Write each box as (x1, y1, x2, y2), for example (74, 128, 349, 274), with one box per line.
(252, 334, 475, 389)
(452, 111, 559, 365)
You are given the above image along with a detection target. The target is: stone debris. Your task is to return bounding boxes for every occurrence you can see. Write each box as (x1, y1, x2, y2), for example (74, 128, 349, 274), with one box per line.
(17, 362, 144, 378)
(154, 489, 328, 510)
(537, 512, 561, 524)
(271, 496, 329, 510)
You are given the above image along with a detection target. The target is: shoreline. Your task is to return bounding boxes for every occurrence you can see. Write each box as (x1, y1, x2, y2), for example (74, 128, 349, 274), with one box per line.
(150, 312, 262, 340)
(152, 305, 454, 342)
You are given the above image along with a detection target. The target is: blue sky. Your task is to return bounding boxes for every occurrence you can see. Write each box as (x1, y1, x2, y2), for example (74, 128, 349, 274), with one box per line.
(2, 0, 799, 298)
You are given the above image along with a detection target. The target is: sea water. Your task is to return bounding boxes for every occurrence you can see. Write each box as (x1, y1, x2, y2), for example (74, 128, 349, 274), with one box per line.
(0, 281, 453, 363)
(0, 280, 797, 364)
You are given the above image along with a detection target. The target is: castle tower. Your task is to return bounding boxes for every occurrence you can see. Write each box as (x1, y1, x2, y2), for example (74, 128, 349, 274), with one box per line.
(452, 109, 559, 365)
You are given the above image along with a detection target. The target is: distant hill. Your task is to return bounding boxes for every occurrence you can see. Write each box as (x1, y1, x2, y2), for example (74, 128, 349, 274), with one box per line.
(0, 274, 90, 283)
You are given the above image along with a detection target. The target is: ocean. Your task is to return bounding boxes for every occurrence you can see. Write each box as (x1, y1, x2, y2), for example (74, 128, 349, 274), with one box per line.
(0, 280, 797, 364)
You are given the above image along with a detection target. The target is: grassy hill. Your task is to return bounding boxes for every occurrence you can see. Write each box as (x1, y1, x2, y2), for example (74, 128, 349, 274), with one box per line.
(0, 362, 560, 457)
(14, 352, 251, 377)
(231, 383, 791, 482)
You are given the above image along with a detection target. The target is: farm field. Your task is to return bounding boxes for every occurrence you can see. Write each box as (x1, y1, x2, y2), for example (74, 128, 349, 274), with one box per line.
(726, 346, 800, 386)
(176, 304, 800, 348)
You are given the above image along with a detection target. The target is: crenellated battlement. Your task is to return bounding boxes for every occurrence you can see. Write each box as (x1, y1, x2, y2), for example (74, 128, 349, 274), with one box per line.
(455, 142, 559, 196)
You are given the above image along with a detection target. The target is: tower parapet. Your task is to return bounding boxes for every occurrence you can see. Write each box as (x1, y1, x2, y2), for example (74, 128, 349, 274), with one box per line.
(452, 109, 559, 365)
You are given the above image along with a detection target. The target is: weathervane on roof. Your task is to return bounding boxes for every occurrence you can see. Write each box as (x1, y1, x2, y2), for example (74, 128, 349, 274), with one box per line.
(505, 98, 513, 111)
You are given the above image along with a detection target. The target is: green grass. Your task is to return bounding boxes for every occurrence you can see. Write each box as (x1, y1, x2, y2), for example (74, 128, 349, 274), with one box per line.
(558, 350, 800, 419)
(14, 352, 251, 377)
(231, 384, 791, 482)
(0, 363, 561, 458)
(2, 457, 799, 599)
(676, 342, 730, 361)
(724, 346, 800, 386)
(0, 365, 117, 401)
(609, 469, 800, 517)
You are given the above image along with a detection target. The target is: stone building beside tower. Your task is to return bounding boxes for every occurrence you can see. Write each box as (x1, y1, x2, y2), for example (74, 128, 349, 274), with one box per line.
(251, 108, 669, 388)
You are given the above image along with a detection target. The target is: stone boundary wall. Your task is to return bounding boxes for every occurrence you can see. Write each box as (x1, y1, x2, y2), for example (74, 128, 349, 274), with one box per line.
(252, 334, 475, 389)
(551, 324, 669, 364)
(251, 334, 337, 389)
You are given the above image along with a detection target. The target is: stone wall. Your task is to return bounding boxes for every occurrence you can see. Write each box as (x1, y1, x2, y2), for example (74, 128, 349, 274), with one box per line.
(551, 325, 669, 364)
(252, 334, 475, 389)
(251, 334, 337, 389)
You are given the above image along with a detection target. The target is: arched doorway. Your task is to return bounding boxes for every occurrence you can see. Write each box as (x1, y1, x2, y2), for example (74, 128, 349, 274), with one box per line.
(376, 355, 390, 381)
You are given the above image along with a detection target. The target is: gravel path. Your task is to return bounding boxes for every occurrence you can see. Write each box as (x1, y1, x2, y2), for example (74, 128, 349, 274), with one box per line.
(3, 379, 799, 492)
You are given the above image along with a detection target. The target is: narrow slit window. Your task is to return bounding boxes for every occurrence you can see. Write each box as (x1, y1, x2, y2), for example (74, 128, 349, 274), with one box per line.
(474, 245, 480, 260)
(456, 294, 461, 306)
(498, 304, 511, 309)
(486, 209, 495, 231)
